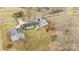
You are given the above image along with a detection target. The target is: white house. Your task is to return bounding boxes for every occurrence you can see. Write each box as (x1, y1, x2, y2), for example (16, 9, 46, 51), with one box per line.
(10, 28, 25, 42)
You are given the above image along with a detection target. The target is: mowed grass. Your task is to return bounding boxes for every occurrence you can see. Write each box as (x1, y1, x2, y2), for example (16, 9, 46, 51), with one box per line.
(0, 22, 16, 50)
(1, 22, 16, 30)
(24, 28, 52, 50)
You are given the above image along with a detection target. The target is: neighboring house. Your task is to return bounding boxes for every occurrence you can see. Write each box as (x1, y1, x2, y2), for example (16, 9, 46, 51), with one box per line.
(9, 28, 25, 42)
(20, 17, 48, 30)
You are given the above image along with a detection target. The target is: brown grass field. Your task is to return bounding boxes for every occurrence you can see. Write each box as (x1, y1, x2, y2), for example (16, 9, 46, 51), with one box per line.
(1, 7, 79, 51)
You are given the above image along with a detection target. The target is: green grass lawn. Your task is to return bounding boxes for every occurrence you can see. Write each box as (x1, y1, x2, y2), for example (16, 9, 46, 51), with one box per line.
(0, 22, 16, 50)
(24, 28, 53, 50)
(0, 22, 57, 50)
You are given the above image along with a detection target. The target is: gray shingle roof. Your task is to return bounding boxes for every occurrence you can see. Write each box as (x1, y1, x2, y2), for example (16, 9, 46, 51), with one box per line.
(20, 22, 39, 29)
(32, 22, 39, 26)
(10, 28, 23, 36)
(24, 22, 34, 27)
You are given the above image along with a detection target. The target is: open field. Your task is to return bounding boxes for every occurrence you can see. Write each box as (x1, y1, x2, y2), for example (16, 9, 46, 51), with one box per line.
(1, 7, 79, 51)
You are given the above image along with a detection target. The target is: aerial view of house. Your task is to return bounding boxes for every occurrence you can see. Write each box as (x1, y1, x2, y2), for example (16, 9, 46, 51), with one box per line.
(1, 7, 79, 51)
